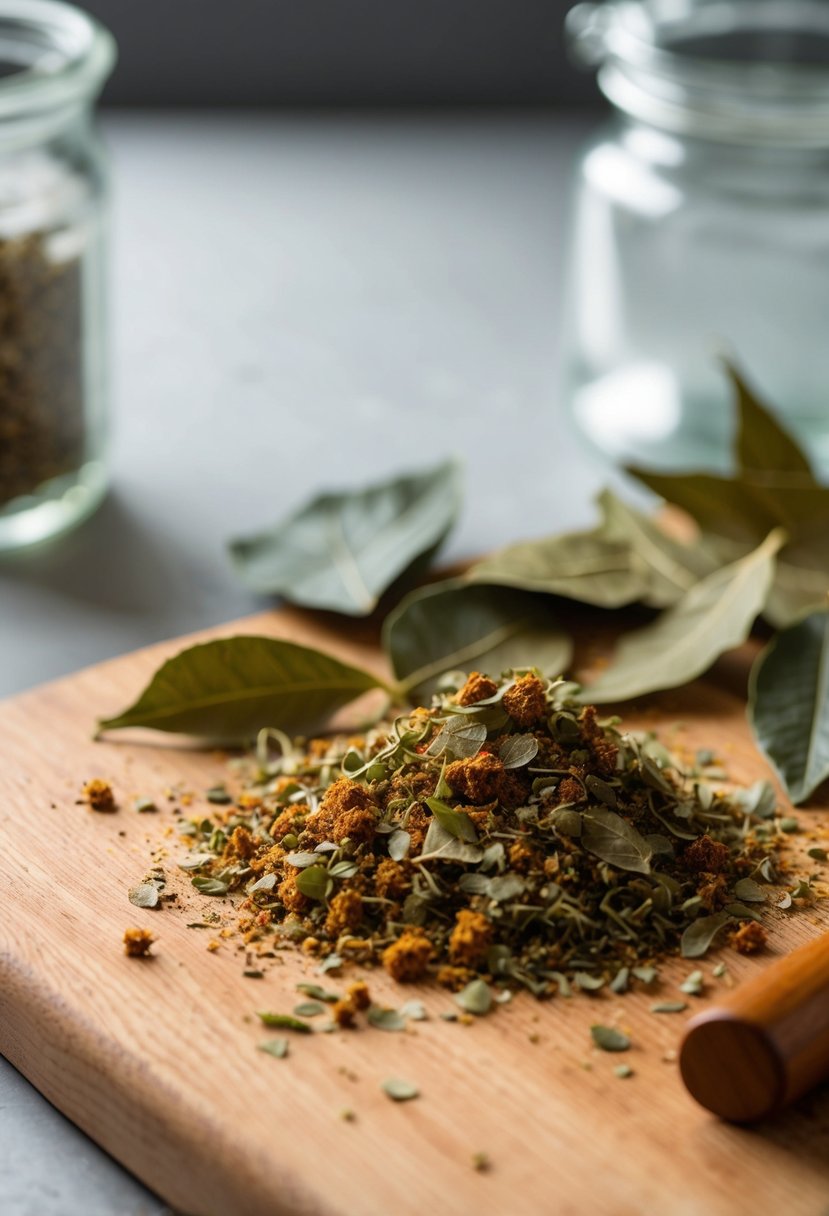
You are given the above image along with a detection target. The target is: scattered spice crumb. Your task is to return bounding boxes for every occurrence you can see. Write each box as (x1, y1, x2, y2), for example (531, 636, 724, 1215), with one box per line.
(471, 1151, 491, 1172)
(84, 778, 117, 813)
(732, 921, 768, 955)
(123, 927, 154, 957)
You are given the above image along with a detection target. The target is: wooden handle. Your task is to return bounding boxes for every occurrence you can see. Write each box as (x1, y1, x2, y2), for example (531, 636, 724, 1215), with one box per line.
(679, 934, 829, 1122)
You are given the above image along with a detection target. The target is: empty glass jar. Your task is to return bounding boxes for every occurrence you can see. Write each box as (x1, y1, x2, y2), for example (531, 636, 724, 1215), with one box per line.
(562, 0, 829, 473)
(0, 0, 115, 550)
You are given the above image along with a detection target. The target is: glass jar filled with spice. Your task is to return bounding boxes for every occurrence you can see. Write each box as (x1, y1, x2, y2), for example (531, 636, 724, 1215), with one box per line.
(561, 0, 829, 474)
(0, 1, 114, 549)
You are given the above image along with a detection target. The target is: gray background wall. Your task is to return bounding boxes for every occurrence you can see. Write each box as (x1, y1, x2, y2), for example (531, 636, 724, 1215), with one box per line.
(81, 0, 596, 107)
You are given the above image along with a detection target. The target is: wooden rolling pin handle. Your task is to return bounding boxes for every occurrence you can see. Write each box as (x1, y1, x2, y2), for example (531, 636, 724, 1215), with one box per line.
(679, 933, 829, 1122)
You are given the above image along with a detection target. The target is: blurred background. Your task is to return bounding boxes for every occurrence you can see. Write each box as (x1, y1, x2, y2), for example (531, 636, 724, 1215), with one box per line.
(83, 0, 593, 108)
(0, 0, 606, 702)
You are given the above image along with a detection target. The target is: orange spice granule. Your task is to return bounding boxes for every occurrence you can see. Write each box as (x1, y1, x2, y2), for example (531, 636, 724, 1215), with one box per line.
(346, 980, 371, 1011)
(83, 778, 117, 813)
(457, 671, 498, 706)
(373, 858, 410, 900)
(502, 674, 547, 726)
(332, 998, 357, 1028)
(278, 874, 311, 915)
(445, 753, 505, 804)
(325, 889, 363, 937)
(448, 909, 492, 968)
(123, 927, 154, 957)
(436, 964, 474, 991)
(732, 921, 768, 955)
(382, 930, 433, 982)
(683, 835, 731, 874)
(308, 778, 378, 845)
(556, 776, 585, 805)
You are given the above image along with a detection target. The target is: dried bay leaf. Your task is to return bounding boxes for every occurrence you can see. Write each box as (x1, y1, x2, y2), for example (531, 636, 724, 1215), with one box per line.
(582, 530, 783, 704)
(728, 362, 815, 479)
(384, 579, 573, 703)
(597, 488, 719, 608)
(467, 530, 645, 608)
(581, 806, 653, 875)
(749, 611, 829, 804)
(229, 459, 462, 615)
(97, 636, 386, 742)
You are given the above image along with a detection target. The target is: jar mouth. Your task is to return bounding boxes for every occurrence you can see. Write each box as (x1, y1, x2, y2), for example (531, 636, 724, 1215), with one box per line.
(568, 1, 829, 144)
(0, 0, 115, 121)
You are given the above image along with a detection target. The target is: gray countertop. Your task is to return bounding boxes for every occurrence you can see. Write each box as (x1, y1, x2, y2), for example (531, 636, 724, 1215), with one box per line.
(0, 109, 607, 1214)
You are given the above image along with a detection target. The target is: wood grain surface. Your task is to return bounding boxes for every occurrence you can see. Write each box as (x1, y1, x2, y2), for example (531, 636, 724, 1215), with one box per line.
(2, 608, 829, 1216)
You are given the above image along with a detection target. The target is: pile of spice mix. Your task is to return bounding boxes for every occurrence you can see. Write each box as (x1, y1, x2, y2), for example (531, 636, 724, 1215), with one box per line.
(175, 670, 792, 995)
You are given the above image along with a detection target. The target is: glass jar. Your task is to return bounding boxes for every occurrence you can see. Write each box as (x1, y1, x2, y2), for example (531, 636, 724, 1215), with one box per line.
(561, 0, 829, 474)
(0, 0, 114, 550)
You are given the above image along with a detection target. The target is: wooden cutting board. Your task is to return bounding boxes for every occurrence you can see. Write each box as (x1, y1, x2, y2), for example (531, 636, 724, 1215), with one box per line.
(2, 607, 829, 1216)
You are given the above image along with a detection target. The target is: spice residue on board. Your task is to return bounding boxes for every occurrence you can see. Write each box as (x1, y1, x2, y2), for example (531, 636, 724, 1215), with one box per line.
(160, 670, 800, 996)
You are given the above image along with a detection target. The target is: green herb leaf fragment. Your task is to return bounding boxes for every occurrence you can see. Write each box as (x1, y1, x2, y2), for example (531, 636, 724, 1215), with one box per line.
(258, 1038, 289, 1058)
(680, 911, 732, 958)
(293, 1001, 326, 1018)
(128, 883, 160, 909)
(498, 734, 540, 769)
(632, 966, 658, 985)
(424, 797, 479, 843)
(679, 970, 704, 997)
(399, 1000, 428, 1021)
(191, 876, 229, 896)
(367, 1007, 407, 1032)
(614, 1064, 634, 1079)
(581, 806, 653, 875)
(296, 983, 341, 1003)
(650, 1002, 688, 1014)
(454, 979, 493, 1016)
(733, 878, 766, 903)
(381, 1077, 420, 1102)
(257, 1012, 314, 1033)
(590, 1025, 630, 1052)
(295, 865, 333, 901)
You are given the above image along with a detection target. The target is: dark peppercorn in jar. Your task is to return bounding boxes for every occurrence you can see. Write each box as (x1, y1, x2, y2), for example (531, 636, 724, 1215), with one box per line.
(0, 1, 114, 549)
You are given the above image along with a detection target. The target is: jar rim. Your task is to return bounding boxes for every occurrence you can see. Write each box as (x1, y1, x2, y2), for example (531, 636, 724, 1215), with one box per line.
(568, 1, 829, 144)
(0, 0, 116, 121)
